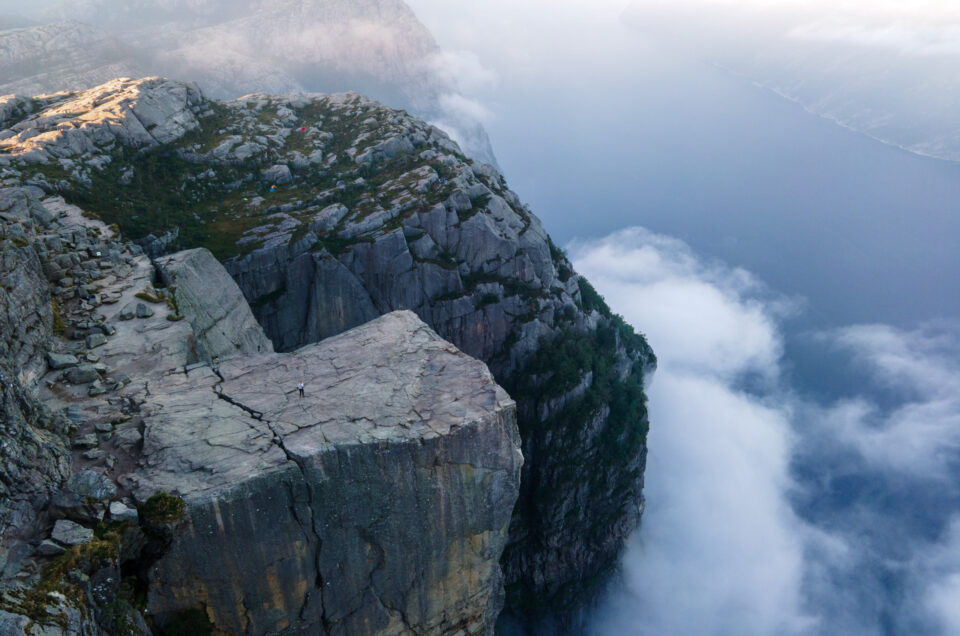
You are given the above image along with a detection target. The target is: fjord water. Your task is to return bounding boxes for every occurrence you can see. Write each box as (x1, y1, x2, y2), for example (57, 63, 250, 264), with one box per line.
(492, 57, 960, 328)
(486, 52, 960, 401)
(472, 39, 960, 634)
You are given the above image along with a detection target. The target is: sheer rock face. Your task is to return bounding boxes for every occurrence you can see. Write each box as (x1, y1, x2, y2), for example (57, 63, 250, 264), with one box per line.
(1, 78, 656, 617)
(0, 175, 522, 634)
(133, 311, 521, 635)
(155, 247, 274, 363)
(0, 214, 71, 583)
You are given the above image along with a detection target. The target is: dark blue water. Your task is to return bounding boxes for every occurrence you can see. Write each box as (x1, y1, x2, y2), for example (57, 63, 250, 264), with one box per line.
(482, 56, 960, 633)
(482, 57, 960, 401)
(487, 60, 960, 322)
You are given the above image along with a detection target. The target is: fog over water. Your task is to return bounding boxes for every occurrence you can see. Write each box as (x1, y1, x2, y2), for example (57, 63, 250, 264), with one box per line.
(408, 1, 960, 633)
(3, 0, 958, 632)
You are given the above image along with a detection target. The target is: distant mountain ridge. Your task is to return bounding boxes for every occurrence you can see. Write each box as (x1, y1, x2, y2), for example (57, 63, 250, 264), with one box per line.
(0, 0, 499, 165)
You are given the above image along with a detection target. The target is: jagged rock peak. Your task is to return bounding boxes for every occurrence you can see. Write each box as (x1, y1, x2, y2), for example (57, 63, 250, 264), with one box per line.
(0, 77, 203, 164)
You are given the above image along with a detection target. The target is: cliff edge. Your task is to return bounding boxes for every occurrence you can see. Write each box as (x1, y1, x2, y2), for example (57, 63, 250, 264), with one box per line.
(0, 182, 521, 634)
(0, 77, 656, 623)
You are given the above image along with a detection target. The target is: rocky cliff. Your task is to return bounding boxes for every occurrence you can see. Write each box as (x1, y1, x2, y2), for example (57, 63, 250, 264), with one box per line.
(0, 179, 521, 634)
(0, 77, 655, 626)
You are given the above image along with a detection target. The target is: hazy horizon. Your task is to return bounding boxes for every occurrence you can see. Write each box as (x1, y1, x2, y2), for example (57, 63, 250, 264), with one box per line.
(407, 1, 960, 633)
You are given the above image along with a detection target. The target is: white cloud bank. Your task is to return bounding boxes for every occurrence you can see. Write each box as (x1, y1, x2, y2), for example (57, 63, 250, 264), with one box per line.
(571, 228, 811, 635)
(570, 227, 960, 634)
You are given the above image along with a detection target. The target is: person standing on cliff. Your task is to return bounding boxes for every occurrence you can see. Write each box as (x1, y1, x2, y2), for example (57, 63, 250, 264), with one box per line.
(297, 381, 304, 398)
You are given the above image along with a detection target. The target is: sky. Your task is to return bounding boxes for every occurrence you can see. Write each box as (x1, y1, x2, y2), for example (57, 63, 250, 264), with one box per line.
(404, 1, 960, 634)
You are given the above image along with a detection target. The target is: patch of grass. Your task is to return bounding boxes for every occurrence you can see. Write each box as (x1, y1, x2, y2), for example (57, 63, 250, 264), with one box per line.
(577, 277, 610, 315)
(51, 299, 67, 336)
(0, 521, 128, 628)
(140, 492, 185, 525)
(135, 291, 162, 303)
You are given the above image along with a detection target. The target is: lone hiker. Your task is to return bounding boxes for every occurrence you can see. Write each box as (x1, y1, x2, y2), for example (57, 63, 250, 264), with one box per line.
(297, 381, 304, 398)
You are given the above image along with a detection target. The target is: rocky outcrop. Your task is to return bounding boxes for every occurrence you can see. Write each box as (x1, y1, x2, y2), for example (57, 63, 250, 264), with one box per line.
(130, 311, 521, 635)
(0, 187, 72, 591)
(0, 181, 522, 634)
(0, 77, 202, 166)
(0, 77, 656, 623)
(155, 247, 273, 363)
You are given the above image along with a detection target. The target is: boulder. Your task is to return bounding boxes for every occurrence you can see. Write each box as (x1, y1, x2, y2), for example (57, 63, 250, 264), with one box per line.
(51, 519, 93, 546)
(72, 434, 98, 450)
(66, 363, 99, 384)
(109, 501, 138, 523)
(65, 470, 116, 501)
(154, 248, 273, 362)
(262, 163, 292, 184)
(85, 333, 107, 349)
(37, 540, 67, 557)
(47, 352, 79, 370)
(135, 302, 153, 319)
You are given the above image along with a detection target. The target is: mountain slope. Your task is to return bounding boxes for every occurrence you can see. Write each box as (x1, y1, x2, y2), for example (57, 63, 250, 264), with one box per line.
(0, 77, 655, 620)
(0, 0, 499, 165)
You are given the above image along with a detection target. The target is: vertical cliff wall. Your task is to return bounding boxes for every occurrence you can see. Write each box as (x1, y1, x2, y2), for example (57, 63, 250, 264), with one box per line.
(0, 79, 656, 621)
(133, 312, 521, 635)
(0, 172, 522, 634)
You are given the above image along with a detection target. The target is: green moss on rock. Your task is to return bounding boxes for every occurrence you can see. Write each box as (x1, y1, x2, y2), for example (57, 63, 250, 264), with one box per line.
(140, 492, 186, 525)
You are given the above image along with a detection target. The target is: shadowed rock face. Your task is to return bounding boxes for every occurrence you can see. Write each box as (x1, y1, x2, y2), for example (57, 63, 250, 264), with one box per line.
(133, 311, 521, 635)
(0, 77, 656, 620)
(0, 174, 522, 633)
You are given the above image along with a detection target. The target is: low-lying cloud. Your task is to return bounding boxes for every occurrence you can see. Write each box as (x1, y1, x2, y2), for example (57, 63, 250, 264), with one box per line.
(570, 227, 960, 634)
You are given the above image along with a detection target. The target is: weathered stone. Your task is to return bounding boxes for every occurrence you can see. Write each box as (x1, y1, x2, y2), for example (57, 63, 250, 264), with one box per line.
(134, 302, 153, 318)
(109, 501, 138, 523)
(47, 352, 79, 370)
(37, 539, 67, 557)
(154, 247, 273, 362)
(111, 427, 143, 452)
(118, 302, 136, 320)
(66, 470, 116, 502)
(66, 363, 98, 384)
(137, 312, 522, 636)
(72, 434, 98, 450)
(85, 332, 107, 349)
(51, 519, 93, 546)
(262, 163, 292, 184)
